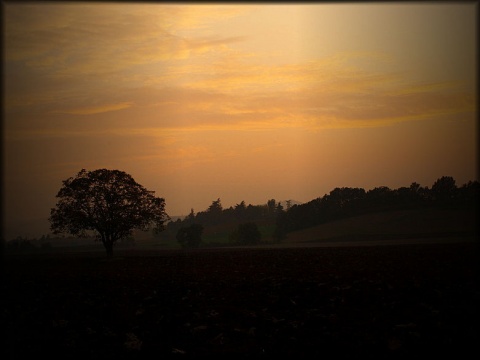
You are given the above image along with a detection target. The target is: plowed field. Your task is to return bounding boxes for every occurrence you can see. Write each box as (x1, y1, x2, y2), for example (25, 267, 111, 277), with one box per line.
(2, 242, 478, 358)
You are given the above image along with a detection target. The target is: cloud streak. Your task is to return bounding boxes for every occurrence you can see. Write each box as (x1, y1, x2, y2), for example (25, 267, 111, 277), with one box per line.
(51, 102, 134, 115)
(6, 72, 474, 142)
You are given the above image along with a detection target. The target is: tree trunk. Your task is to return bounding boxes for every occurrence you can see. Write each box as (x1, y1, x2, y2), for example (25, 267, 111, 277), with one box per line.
(100, 232, 115, 257)
(104, 241, 113, 257)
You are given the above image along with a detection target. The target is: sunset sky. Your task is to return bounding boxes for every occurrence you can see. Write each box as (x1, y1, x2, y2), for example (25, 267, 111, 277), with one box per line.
(3, 2, 477, 239)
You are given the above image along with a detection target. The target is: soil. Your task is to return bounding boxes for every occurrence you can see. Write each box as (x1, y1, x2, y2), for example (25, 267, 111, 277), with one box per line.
(2, 242, 478, 358)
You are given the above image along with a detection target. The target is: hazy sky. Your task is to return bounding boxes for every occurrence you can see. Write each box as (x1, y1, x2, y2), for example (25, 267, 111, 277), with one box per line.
(3, 2, 477, 238)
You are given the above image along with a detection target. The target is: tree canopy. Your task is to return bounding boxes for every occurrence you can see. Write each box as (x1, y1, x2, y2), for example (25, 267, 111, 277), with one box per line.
(49, 169, 168, 256)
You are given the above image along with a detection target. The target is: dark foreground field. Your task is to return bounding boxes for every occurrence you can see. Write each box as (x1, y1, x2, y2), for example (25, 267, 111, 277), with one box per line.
(2, 242, 478, 358)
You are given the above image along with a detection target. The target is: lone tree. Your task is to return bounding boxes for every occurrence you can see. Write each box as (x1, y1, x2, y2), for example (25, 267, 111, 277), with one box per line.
(49, 169, 169, 256)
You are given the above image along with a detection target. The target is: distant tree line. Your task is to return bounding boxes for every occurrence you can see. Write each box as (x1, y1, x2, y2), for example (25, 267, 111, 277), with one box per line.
(161, 176, 478, 248)
(5, 235, 54, 253)
(275, 176, 479, 238)
(183, 198, 284, 226)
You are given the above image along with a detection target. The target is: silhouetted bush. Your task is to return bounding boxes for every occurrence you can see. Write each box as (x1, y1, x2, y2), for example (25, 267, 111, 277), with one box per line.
(176, 224, 204, 248)
(230, 222, 261, 245)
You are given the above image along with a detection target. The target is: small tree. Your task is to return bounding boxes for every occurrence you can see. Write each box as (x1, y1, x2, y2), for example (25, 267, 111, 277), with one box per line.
(49, 169, 169, 256)
(176, 224, 204, 248)
(230, 222, 261, 245)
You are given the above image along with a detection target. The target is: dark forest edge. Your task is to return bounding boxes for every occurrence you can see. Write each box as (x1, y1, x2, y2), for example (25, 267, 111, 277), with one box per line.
(5, 175, 477, 254)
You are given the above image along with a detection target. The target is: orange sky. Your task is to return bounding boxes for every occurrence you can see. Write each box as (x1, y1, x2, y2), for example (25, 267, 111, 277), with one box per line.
(3, 3, 477, 239)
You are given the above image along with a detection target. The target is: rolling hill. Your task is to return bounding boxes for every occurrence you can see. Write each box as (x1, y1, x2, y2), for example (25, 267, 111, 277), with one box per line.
(284, 207, 477, 244)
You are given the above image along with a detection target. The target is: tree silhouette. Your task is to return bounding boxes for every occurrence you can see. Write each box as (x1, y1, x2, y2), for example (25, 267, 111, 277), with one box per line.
(49, 169, 168, 256)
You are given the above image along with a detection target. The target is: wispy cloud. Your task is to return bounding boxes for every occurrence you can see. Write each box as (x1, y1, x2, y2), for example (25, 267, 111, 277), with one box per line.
(51, 102, 134, 115)
(5, 3, 475, 138)
(5, 3, 250, 77)
(6, 71, 474, 142)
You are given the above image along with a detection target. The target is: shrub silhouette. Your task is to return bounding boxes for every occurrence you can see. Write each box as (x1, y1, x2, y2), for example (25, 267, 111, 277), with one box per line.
(230, 222, 261, 245)
(176, 224, 204, 248)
